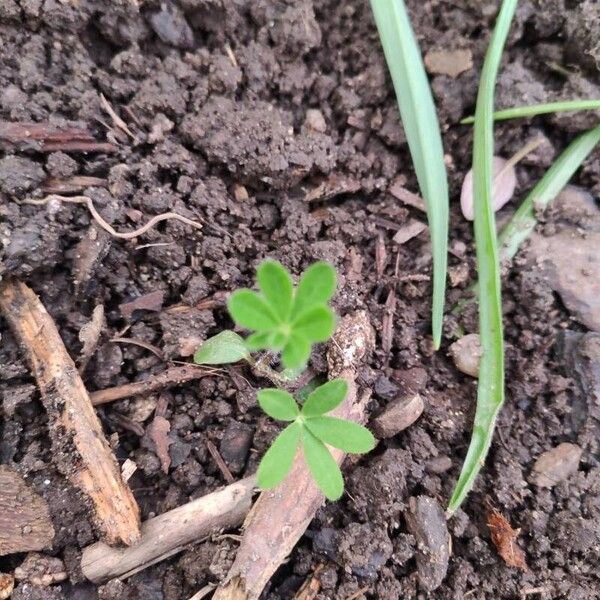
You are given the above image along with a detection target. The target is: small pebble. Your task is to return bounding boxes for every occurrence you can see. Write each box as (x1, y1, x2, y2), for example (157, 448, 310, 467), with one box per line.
(0, 574, 14, 600)
(14, 553, 67, 586)
(449, 333, 481, 378)
(304, 109, 327, 133)
(404, 496, 449, 592)
(370, 394, 424, 439)
(233, 184, 249, 201)
(424, 48, 473, 78)
(220, 421, 254, 473)
(532, 442, 582, 487)
(425, 456, 453, 474)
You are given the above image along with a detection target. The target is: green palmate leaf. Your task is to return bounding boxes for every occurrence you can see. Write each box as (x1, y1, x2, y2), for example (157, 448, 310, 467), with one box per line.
(257, 422, 302, 489)
(292, 262, 337, 318)
(245, 331, 274, 351)
(258, 260, 293, 321)
(193, 330, 249, 365)
(257, 389, 299, 421)
(302, 428, 344, 500)
(282, 332, 311, 370)
(370, 0, 449, 349)
(447, 0, 518, 515)
(305, 416, 375, 454)
(302, 379, 348, 417)
(293, 306, 335, 342)
(228, 290, 279, 330)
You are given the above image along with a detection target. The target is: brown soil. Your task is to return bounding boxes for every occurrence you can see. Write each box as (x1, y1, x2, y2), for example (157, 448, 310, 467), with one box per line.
(1, 1, 600, 599)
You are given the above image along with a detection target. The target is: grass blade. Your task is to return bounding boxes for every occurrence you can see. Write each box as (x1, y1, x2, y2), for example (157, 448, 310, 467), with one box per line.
(448, 0, 519, 515)
(452, 122, 600, 316)
(370, 0, 449, 348)
(461, 99, 600, 124)
(499, 123, 600, 261)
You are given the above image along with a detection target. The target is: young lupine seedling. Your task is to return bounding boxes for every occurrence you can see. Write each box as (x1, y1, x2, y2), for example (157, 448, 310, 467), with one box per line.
(228, 260, 336, 370)
(193, 260, 375, 499)
(257, 380, 375, 500)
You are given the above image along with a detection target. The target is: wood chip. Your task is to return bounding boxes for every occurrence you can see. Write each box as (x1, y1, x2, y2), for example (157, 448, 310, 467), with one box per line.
(120, 290, 165, 318)
(486, 501, 528, 571)
(389, 178, 426, 212)
(121, 459, 138, 483)
(148, 416, 172, 474)
(0, 466, 55, 556)
(392, 219, 427, 245)
(305, 174, 361, 202)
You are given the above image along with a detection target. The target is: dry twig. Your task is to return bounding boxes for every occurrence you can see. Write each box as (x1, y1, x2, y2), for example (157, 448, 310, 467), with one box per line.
(0, 280, 140, 546)
(81, 477, 256, 583)
(89, 365, 217, 406)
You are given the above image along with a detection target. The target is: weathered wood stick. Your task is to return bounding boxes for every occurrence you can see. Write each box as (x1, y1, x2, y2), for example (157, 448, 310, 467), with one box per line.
(213, 312, 375, 600)
(81, 476, 256, 583)
(0, 280, 141, 546)
(89, 365, 214, 405)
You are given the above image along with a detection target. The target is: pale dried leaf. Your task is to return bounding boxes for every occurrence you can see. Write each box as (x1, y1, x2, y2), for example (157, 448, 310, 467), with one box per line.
(461, 156, 517, 221)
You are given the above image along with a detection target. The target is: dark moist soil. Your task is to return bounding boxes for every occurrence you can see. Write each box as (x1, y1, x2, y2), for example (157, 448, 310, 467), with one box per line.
(1, 1, 600, 599)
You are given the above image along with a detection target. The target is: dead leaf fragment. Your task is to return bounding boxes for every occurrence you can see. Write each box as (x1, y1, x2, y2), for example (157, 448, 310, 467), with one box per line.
(486, 502, 528, 571)
(148, 415, 172, 473)
(120, 290, 165, 318)
(424, 48, 473, 78)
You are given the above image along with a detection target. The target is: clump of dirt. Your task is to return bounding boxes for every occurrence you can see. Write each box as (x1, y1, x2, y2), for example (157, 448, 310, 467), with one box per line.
(1, 0, 600, 598)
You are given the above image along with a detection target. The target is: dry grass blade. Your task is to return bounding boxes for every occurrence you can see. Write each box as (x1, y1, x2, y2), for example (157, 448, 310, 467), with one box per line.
(370, 0, 449, 348)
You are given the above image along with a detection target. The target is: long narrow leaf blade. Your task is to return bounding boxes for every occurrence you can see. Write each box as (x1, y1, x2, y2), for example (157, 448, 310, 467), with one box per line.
(499, 123, 600, 262)
(453, 122, 600, 316)
(448, 0, 518, 515)
(461, 99, 600, 124)
(370, 0, 449, 349)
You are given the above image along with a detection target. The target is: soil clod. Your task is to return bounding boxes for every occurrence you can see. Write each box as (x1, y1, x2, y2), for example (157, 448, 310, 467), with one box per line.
(531, 442, 582, 488)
